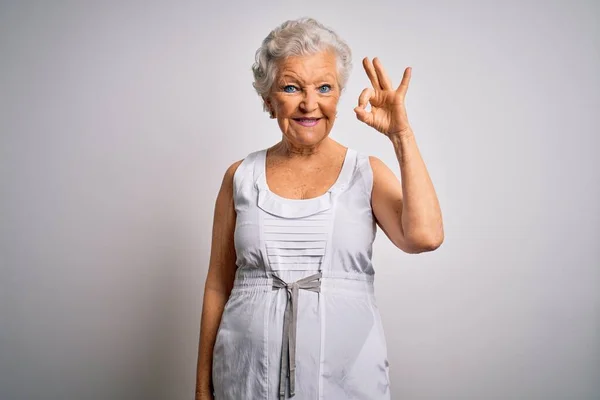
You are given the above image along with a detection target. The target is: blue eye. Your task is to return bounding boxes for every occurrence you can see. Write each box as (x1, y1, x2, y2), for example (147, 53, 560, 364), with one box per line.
(319, 84, 332, 93)
(283, 85, 298, 93)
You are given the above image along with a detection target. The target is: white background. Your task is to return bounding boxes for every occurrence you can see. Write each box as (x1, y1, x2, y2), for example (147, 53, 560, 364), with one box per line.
(1, 1, 598, 399)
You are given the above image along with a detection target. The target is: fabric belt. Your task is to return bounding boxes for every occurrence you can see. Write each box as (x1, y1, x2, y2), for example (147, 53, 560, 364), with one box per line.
(271, 272, 322, 399)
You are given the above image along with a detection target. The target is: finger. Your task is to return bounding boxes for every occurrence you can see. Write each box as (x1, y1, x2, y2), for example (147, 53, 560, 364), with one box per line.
(373, 57, 393, 90)
(354, 106, 373, 126)
(357, 87, 375, 109)
(373, 58, 393, 90)
(362, 57, 381, 90)
(396, 67, 412, 95)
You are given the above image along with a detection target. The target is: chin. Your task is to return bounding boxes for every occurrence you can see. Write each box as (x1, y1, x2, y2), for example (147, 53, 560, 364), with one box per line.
(284, 123, 332, 144)
(287, 130, 330, 146)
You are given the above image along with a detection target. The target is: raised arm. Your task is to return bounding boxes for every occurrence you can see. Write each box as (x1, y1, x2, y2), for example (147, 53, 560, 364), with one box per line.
(354, 57, 443, 253)
(370, 141, 443, 254)
(195, 160, 242, 399)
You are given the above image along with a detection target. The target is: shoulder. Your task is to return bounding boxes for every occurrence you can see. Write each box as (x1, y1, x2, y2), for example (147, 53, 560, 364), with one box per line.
(219, 149, 268, 206)
(223, 159, 244, 182)
(368, 155, 388, 174)
(350, 152, 389, 183)
(365, 155, 403, 208)
(216, 159, 244, 202)
(221, 148, 263, 186)
(368, 155, 398, 187)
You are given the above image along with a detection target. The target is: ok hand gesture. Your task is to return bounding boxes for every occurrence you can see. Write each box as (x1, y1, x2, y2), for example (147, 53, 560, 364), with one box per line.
(354, 57, 413, 138)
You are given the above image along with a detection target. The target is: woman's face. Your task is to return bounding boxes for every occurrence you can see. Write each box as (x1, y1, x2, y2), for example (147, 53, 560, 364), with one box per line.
(264, 50, 341, 148)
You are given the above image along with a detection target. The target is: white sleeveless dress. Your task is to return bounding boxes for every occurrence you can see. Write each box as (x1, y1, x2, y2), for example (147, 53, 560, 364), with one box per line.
(212, 148, 391, 399)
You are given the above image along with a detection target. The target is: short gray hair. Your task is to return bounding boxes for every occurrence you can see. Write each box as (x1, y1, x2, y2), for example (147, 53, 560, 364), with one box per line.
(251, 17, 353, 112)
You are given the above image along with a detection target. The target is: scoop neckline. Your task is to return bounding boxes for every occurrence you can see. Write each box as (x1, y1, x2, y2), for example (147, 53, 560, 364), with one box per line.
(261, 147, 351, 202)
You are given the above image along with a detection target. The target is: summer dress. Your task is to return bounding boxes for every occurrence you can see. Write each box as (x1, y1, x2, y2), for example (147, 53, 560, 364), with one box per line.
(212, 147, 391, 399)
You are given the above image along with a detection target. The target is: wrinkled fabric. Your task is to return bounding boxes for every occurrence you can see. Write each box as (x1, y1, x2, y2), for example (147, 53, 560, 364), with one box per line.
(212, 148, 391, 399)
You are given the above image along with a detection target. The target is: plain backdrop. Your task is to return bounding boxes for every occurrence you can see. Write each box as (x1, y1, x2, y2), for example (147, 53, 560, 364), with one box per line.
(1, 1, 599, 399)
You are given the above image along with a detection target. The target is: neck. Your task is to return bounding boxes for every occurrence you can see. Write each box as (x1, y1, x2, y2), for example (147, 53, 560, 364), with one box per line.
(273, 137, 337, 158)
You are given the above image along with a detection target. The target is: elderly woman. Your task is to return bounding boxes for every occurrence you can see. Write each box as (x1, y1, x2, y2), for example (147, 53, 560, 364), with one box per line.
(196, 17, 443, 400)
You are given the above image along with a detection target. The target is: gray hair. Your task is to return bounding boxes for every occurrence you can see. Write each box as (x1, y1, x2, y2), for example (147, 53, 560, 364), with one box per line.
(251, 17, 353, 112)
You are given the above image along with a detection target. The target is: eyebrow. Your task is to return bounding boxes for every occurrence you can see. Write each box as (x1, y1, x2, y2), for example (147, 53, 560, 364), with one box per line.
(279, 74, 336, 83)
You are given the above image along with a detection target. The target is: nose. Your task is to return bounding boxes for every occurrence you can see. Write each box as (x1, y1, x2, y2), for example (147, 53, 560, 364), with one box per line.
(299, 89, 318, 113)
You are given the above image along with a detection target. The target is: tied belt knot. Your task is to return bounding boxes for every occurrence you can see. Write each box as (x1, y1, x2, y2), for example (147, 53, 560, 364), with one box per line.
(271, 272, 322, 399)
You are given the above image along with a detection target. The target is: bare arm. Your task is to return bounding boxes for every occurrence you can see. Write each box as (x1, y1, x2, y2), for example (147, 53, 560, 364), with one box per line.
(370, 131, 444, 254)
(354, 58, 443, 254)
(195, 160, 242, 399)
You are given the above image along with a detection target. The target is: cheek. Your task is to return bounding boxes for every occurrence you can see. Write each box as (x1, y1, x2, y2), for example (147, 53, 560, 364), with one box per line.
(272, 96, 299, 116)
(322, 98, 339, 118)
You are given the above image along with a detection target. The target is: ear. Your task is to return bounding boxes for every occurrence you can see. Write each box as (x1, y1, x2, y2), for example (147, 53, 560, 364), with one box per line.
(263, 97, 276, 118)
(262, 96, 272, 110)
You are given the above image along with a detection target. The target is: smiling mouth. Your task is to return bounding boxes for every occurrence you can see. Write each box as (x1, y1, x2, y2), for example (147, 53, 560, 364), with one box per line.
(293, 117, 322, 127)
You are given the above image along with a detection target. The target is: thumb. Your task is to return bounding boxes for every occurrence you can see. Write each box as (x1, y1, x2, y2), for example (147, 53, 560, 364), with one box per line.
(354, 106, 372, 125)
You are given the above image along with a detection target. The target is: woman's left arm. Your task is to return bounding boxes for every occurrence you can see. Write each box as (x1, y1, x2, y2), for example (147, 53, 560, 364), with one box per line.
(354, 57, 444, 253)
(370, 131, 444, 254)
